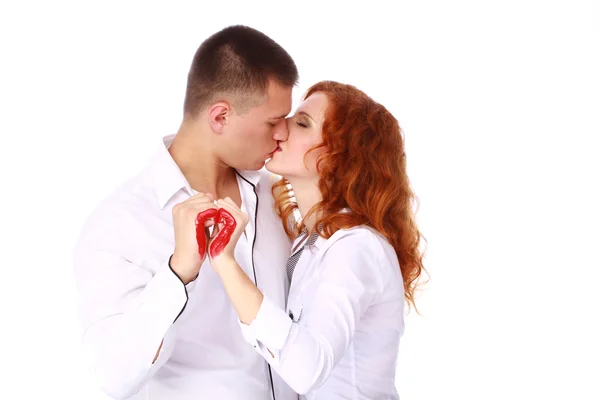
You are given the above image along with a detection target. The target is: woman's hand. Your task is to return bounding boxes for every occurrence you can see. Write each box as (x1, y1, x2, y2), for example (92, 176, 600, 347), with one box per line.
(207, 198, 263, 326)
(208, 197, 249, 271)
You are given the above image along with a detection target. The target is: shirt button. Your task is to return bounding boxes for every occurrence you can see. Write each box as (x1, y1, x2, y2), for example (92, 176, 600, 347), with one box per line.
(288, 310, 294, 320)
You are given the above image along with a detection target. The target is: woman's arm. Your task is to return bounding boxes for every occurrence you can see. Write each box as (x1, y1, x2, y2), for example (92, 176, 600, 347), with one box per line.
(212, 224, 386, 395)
(215, 257, 264, 325)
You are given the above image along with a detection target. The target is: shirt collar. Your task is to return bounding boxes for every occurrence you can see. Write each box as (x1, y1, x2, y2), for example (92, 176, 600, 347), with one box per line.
(313, 234, 328, 251)
(294, 208, 353, 253)
(150, 134, 193, 209)
(150, 134, 262, 209)
(234, 168, 261, 187)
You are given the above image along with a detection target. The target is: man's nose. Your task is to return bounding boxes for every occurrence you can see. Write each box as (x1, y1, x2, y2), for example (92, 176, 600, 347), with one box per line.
(273, 118, 289, 141)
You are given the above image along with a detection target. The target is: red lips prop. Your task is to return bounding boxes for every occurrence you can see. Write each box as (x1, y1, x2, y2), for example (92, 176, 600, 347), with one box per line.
(195, 208, 237, 259)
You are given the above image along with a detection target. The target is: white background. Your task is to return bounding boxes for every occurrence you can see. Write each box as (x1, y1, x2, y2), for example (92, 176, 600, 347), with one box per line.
(1, 1, 599, 399)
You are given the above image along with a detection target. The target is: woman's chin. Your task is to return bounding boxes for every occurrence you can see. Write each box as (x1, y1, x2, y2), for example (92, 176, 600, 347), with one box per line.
(265, 159, 280, 174)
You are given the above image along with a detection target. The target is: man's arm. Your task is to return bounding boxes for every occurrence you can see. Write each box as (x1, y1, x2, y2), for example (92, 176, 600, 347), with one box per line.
(73, 221, 190, 400)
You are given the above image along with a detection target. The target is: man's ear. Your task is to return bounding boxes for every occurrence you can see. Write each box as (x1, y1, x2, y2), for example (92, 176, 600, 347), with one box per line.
(208, 101, 231, 133)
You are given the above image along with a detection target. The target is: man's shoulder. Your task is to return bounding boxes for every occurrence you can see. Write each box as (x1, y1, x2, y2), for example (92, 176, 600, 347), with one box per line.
(77, 170, 157, 241)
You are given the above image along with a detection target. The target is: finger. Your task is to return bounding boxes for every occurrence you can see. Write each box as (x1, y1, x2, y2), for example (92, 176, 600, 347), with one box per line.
(188, 192, 211, 201)
(187, 196, 217, 207)
(218, 199, 245, 221)
(218, 208, 237, 228)
(186, 193, 218, 208)
(194, 203, 219, 213)
(185, 201, 218, 215)
(216, 200, 236, 218)
(222, 197, 237, 207)
(173, 193, 214, 212)
(224, 197, 243, 214)
(217, 198, 236, 210)
(183, 203, 217, 222)
(195, 208, 218, 226)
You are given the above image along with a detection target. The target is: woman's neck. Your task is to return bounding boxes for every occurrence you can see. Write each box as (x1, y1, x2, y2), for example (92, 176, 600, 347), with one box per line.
(288, 178, 322, 232)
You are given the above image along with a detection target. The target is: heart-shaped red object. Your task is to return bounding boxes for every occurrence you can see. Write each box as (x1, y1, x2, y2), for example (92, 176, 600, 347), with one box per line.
(195, 208, 237, 259)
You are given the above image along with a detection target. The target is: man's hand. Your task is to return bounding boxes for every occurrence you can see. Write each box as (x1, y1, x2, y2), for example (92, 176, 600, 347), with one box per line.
(170, 193, 217, 284)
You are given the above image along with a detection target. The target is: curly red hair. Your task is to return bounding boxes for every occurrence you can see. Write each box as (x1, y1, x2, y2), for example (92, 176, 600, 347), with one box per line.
(272, 81, 427, 311)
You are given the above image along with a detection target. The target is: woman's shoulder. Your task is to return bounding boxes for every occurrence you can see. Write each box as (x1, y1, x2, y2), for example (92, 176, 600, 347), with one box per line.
(323, 225, 395, 259)
(319, 226, 402, 290)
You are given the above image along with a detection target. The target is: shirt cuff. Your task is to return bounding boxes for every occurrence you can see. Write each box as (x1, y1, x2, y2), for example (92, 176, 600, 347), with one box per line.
(239, 322, 260, 350)
(250, 295, 294, 349)
(238, 324, 282, 363)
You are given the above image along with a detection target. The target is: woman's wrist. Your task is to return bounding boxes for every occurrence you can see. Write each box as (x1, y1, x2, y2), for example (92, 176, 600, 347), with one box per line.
(212, 255, 239, 277)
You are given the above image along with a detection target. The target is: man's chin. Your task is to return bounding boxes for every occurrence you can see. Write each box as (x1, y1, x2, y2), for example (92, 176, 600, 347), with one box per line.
(256, 160, 268, 170)
(245, 160, 267, 171)
(230, 159, 264, 171)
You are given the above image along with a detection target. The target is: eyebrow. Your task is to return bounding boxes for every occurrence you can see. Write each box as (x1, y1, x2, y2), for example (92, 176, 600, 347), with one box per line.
(268, 113, 289, 120)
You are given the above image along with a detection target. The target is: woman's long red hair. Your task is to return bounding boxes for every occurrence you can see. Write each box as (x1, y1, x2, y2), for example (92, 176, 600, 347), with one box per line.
(272, 81, 427, 312)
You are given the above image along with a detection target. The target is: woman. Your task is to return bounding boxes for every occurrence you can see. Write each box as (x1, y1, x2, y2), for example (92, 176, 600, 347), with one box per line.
(206, 81, 425, 399)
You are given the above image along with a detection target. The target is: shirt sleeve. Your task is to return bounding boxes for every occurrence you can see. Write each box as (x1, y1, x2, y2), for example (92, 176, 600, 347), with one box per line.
(73, 210, 196, 400)
(238, 230, 385, 395)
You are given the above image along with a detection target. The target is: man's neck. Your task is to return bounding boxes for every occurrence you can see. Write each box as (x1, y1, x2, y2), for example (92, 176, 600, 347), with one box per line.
(288, 178, 323, 232)
(169, 123, 237, 197)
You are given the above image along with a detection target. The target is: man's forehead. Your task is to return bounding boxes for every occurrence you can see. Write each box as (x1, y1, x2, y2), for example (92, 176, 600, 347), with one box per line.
(268, 110, 291, 120)
(263, 98, 292, 119)
(247, 96, 290, 119)
(264, 82, 293, 117)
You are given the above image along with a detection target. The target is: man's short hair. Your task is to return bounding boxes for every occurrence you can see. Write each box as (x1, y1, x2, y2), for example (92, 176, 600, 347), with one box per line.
(183, 25, 298, 117)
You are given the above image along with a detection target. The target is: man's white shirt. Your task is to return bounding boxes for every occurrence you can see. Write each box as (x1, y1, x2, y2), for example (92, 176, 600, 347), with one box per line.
(73, 134, 297, 400)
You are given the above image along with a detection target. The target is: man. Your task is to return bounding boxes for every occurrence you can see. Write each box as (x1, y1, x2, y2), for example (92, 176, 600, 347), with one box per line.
(73, 25, 299, 400)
